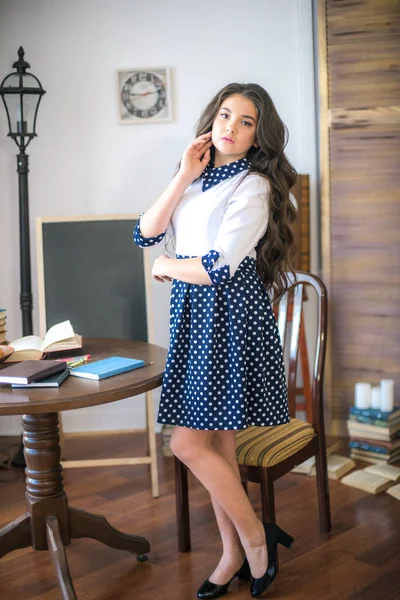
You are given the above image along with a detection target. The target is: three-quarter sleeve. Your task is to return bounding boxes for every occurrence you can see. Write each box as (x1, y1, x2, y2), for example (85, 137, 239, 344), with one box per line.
(133, 212, 175, 255)
(201, 175, 270, 287)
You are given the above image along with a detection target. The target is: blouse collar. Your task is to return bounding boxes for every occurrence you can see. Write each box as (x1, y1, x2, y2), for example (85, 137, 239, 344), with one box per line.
(202, 157, 249, 192)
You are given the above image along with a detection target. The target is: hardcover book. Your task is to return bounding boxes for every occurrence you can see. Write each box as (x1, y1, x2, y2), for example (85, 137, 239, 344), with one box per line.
(349, 436, 400, 452)
(348, 414, 400, 429)
(346, 420, 400, 441)
(349, 441, 390, 455)
(11, 369, 70, 388)
(69, 356, 145, 380)
(349, 449, 400, 464)
(0, 360, 67, 385)
(349, 405, 400, 422)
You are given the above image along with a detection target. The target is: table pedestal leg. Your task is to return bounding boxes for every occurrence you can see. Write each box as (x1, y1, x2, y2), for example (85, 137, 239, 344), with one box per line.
(0, 513, 31, 559)
(69, 507, 150, 557)
(46, 516, 77, 600)
(0, 412, 150, 598)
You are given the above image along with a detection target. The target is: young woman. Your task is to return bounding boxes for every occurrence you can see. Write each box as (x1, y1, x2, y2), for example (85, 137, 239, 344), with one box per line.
(134, 82, 298, 598)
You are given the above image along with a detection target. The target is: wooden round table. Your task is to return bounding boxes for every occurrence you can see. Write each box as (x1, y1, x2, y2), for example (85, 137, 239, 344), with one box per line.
(0, 338, 167, 600)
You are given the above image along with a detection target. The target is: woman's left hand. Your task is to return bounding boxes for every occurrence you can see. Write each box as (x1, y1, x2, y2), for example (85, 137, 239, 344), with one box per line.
(152, 254, 173, 283)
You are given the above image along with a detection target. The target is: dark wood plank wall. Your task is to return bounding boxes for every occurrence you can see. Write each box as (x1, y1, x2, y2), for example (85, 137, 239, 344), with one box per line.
(322, 0, 400, 433)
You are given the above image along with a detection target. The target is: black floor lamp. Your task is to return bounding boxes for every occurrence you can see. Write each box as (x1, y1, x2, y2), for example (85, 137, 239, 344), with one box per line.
(0, 47, 46, 466)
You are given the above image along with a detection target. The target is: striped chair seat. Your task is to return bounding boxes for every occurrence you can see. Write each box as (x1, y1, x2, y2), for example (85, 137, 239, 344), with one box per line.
(236, 418, 315, 467)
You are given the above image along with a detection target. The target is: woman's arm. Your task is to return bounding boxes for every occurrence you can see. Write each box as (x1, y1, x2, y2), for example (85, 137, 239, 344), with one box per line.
(153, 256, 212, 285)
(138, 132, 213, 238)
(139, 172, 192, 238)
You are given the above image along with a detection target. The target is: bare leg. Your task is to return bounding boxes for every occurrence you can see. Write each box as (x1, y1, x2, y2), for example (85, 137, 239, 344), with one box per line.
(170, 427, 268, 579)
(208, 431, 246, 584)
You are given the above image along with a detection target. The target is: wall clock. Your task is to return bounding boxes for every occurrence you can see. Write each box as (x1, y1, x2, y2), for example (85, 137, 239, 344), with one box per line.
(118, 67, 172, 124)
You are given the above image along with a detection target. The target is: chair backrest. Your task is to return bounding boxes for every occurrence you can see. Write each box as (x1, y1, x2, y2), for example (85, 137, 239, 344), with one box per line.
(276, 271, 328, 432)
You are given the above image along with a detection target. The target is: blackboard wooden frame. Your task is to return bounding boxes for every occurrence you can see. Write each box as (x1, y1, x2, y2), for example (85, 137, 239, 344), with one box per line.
(35, 214, 160, 496)
(36, 214, 154, 343)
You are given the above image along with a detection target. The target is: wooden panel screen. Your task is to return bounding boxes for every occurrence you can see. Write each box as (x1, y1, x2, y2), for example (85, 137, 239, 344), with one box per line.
(292, 174, 310, 272)
(319, 0, 400, 433)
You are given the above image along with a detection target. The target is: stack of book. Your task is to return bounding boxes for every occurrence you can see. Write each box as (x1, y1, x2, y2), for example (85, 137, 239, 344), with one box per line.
(347, 405, 400, 464)
(0, 308, 7, 344)
(0, 360, 70, 388)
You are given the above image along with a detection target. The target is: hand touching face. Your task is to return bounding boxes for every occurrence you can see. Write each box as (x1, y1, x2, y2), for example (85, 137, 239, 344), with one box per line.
(179, 132, 213, 182)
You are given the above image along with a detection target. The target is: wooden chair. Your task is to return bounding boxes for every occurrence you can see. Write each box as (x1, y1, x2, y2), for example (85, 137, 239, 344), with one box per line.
(174, 271, 331, 552)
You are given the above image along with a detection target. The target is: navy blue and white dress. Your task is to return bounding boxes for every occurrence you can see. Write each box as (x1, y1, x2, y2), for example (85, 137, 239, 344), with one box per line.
(133, 158, 290, 431)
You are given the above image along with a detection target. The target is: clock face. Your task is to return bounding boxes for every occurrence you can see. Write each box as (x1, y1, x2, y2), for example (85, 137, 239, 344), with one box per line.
(121, 72, 167, 119)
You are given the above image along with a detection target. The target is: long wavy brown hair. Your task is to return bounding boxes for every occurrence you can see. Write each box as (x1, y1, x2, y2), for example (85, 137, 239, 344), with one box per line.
(194, 83, 299, 302)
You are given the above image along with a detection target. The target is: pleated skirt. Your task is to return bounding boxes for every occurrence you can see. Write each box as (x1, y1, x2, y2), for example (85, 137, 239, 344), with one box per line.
(157, 255, 290, 430)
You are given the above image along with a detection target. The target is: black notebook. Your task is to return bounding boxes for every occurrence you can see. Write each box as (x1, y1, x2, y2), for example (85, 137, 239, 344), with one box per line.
(11, 369, 70, 388)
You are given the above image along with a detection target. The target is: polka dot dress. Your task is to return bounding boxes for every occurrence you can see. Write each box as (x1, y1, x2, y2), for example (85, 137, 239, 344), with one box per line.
(157, 254, 290, 430)
(134, 159, 290, 431)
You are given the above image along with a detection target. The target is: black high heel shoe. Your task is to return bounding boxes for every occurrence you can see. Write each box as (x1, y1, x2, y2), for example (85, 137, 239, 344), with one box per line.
(197, 557, 251, 599)
(250, 522, 294, 598)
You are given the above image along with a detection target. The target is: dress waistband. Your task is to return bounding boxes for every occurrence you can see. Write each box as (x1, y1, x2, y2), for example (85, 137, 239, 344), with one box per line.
(176, 254, 256, 262)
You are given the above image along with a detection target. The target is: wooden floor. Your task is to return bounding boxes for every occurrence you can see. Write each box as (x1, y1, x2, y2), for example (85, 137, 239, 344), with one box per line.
(0, 432, 399, 600)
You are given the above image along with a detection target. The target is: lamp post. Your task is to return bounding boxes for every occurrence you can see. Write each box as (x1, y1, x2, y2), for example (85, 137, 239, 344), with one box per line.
(0, 47, 45, 468)
(0, 46, 46, 335)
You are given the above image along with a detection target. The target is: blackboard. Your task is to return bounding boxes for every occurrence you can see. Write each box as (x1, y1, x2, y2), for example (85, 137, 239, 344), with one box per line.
(36, 216, 153, 343)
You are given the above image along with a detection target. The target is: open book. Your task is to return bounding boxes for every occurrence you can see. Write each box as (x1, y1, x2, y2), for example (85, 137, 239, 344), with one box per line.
(386, 483, 400, 500)
(291, 453, 356, 480)
(6, 320, 82, 361)
(363, 463, 400, 483)
(340, 468, 394, 494)
(290, 441, 345, 477)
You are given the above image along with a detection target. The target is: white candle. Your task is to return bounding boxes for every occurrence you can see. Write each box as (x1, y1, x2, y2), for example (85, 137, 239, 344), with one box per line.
(354, 382, 371, 409)
(380, 379, 394, 412)
(371, 386, 381, 410)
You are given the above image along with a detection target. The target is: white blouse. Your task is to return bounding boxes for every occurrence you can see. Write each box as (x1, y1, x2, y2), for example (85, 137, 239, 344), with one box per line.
(134, 169, 270, 287)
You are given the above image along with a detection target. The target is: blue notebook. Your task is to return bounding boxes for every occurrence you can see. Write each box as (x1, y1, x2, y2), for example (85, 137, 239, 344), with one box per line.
(69, 356, 145, 380)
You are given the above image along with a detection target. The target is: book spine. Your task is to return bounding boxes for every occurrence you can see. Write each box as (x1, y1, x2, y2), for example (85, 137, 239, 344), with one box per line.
(347, 424, 391, 440)
(349, 437, 395, 450)
(349, 450, 388, 464)
(349, 406, 398, 421)
(347, 427, 399, 441)
(348, 414, 392, 427)
(348, 441, 389, 455)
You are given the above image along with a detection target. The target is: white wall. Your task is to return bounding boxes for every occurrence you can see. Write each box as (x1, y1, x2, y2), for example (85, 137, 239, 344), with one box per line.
(0, 0, 318, 434)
